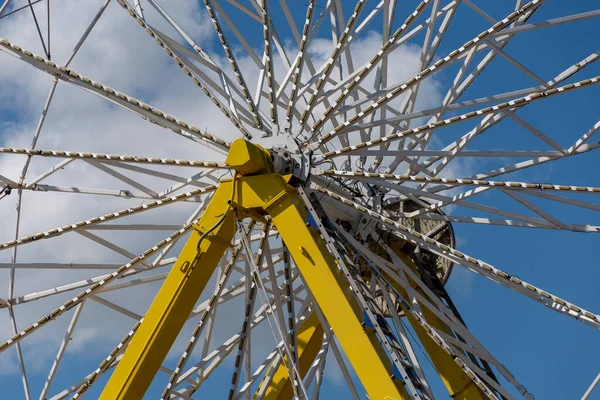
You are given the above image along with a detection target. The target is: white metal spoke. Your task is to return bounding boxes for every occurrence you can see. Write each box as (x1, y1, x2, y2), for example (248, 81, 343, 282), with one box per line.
(90, 294, 143, 321)
(489, 9, 600, 38)
(0, 37, 230, 151)
(312, 1, 456, 111)
(500, 189, 567, 229)
(309, 0, 432, 135)
(568, 119, 600, 153)
(281, 247, 299, 395)
(38, 302, 85, 400)
(3, 2, 600, 398)
(8, 184, 155, 200)
(0, 185, 216, 252)
(0, 262, 125, 270)
(0, 147, 228, 168)
(76, 230, 152, 268)
(0, 220, 199, 353)
(418, 50, 600, 180)
(70, 319, 143, 399)
(298, 0, 367, 130)
(99, 162, 216, 192)
(284, 0, 315, 130)
(317, 75, 600, 160)
(582, 372, 600, 400)
(8, 305, 31, 400)
(314, 184, 600, 329)
(201, 0, 266, 133)
(260, 0, 278, 129)
(85, 160, 159, 198)
(313, 175, 600, 231)
(0, 0, 12, 15)
(151, 30, 258, 127)
(312, 0, 541, 148)
(457, 141, 600, 186)
(227, 222, 270, 400)
(238, 221, 310, 400)
(115, 0, 256, 140)
(315, 169, 600, 194)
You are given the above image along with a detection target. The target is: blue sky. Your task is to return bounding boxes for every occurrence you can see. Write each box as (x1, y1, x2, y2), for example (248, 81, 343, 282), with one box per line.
(1, 1, 600, 399)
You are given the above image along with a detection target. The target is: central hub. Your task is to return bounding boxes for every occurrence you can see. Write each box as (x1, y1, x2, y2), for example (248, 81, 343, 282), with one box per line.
(226, 137, 310, 183)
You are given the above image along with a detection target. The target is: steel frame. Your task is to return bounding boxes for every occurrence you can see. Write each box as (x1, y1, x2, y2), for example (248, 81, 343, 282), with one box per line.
(2, 1, 600, 399)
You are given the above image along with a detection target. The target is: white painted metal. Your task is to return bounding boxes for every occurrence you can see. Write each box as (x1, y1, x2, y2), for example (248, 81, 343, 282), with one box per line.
(1, 1, 600, 398)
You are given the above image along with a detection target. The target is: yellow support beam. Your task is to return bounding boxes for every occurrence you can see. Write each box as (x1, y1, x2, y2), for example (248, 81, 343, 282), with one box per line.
(260, 174, 409, 400)
(261, 312, 323, 400)
(101, 139, 481, 400)
(99, 185, 237, 399)
(386, 252, 487, 399)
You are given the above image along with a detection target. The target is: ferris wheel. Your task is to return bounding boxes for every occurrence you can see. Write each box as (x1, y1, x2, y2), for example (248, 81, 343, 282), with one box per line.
(1, 0, 600, 399)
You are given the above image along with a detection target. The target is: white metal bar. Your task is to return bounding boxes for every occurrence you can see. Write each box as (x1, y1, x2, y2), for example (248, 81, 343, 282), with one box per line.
(490, 9, 600, 38)
(0, 220, 199, 353)
(38, 302, 84, 400)
(299, 0, 367, 129)
(76, 230, 152, 268)
(202, 0, 266, 133)
(90, 294, 143, 320)
(419, 50, 600, 180)
(260, 0, 278, 129)
(501, 189, 567, 229)
(0, 0, 12, 15)
(0, 185, 216, 252)
(85, 160, 158, 198)
(8, 305, 31, 400)
(314, 185, 600, 330)
(0, 263, 124, 270)
(313, 1, 541, 147)
(581, 372, 600, 400)
(25, 158, 74, 186)
(0, 37, 230, 151)
(0, 147, 227, 168)
(317, 75, 600, 159)
(284, 0, 315, 130)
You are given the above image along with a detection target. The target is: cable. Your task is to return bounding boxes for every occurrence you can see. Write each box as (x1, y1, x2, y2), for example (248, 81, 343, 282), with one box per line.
(196, 173, 237, 252)
(401, 319, 437, 372)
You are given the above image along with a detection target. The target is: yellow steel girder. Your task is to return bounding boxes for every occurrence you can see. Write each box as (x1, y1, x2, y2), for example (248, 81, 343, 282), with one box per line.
(99, 182, 237, 399)
(383, 251, 487, 399)
(100, 138, 478, 400)
(259, 311, 323, 400)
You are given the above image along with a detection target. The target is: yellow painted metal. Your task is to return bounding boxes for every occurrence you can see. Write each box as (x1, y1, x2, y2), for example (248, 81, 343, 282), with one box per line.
(101, 138, 477, 400)
(260, 312, 324, 400)
(261, 175, 409, 400)
(99, 185, 237, 399)
(225, 137, 273, 176)
(386, 251, 487, 399)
